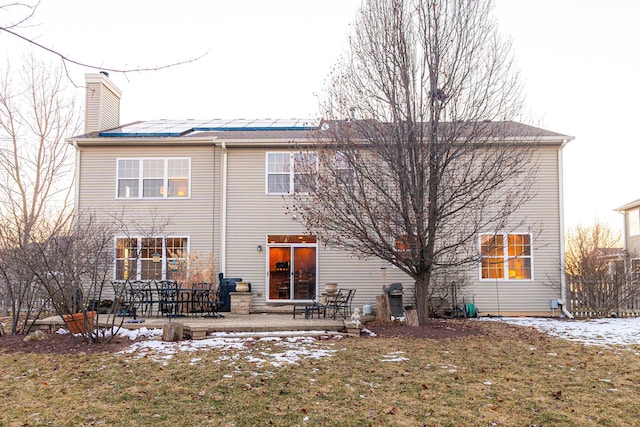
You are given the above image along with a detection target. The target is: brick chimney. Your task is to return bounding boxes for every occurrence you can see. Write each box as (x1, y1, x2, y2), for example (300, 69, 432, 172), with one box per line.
(84, 72, 122, 134)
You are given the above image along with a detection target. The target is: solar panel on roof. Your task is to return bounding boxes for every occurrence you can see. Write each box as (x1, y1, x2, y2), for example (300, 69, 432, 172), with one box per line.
(99, 118, 321, 137)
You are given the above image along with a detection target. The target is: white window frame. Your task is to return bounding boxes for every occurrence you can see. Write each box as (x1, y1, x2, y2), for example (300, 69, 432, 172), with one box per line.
(116, 158, 191, 199)
(265, 152, 317, 195)
(479, 232, 533, 281)
(334, 151, 355, 185)
(114, 236, 189, 281)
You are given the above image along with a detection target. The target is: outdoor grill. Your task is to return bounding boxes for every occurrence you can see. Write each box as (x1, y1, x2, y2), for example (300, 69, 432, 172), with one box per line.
(217, 274, 246, 312)
(386, 282, 404, 317)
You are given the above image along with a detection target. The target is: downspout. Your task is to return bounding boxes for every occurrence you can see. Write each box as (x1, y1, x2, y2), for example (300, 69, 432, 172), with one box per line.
(558, 140, 574, 319)
(220, 141, 228, 275)
(72, 140, 81, 220)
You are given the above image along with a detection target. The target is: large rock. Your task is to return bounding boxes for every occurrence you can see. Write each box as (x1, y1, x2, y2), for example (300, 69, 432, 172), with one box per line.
(23, 330, 48, 343)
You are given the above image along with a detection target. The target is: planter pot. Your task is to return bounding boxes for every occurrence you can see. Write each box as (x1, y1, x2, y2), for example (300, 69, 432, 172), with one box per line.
(235, 281, 250, 292)
(63, 311, 96, 334)
(324, 283, 338, 294)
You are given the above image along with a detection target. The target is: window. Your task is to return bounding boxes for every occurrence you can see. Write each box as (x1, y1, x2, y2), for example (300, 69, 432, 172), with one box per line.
(115, 238, 138, 280)
(117, 158, 190, 199)
(395, 235, 413, 253)
(266, 152, 317, 194)
(480, 233, 532, 280)
(629, 209, 640, 236)
(140, 237, 163, 280)
(114, 236, 188, 281)
(334, 151, 354, 185)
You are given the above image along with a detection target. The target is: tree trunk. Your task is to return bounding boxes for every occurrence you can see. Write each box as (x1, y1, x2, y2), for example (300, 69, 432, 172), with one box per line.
(415, 275, 431, 325)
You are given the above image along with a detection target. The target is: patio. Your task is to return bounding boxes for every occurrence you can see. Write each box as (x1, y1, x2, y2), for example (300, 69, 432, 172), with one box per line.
(33, 311, 350, 339)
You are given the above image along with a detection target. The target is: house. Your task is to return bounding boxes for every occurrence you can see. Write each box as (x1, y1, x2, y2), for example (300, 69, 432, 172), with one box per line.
(69, 73, 574, 317)
(616, 199, 640, 278)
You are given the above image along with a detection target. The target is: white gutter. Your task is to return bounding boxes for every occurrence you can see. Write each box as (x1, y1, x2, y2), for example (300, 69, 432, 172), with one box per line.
(558, 140, 574, 319)
(220, 141, 228, 274)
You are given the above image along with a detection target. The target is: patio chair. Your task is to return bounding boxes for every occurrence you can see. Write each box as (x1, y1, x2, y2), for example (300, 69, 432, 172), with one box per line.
(200, 283, 224, 318)
(293, 299, 325, 319)
(324, 289, 354, 319)
(126, 280, 155, 319)
(334, 289, 356, 319)
(111, 281, 131, 317)
(155, 280, 181, 317)
(188, 282, 212, 316)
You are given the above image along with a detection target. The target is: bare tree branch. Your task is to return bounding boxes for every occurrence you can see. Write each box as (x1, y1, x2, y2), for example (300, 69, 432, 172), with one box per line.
(291, 0, 537, 324)
(0, 54, 78, 333)
(1, 1, 209, 85)
(565, 221, 639, 318)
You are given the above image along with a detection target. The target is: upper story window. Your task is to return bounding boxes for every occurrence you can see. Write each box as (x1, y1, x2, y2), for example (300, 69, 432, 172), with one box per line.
(334, 151, 355, 185)
(480, 233, 532, 280)
(628, 208, 640, 236)
(117, 158, 190, 199)
(266, 152, 317, 194)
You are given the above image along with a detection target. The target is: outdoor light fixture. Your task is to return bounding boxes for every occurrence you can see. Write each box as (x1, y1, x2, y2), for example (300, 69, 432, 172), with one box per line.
(257, 245, 263, 252)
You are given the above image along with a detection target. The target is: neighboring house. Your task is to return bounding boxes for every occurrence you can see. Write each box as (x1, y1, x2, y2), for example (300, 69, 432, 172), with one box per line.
(69, 73, 574, 316)
(616, 199, 640, 279)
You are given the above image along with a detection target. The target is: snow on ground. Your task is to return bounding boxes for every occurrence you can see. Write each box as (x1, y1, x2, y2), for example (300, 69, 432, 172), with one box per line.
(481, 317, 640, 347)
(101, 317, 640, 366)
(115, 328, 341, 367)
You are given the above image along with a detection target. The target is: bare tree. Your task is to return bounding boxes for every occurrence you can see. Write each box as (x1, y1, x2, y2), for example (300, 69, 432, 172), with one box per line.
(0, 54, 78, 333)
(565, 221, 638, 318)
(23, 211, 122, 341)
(0, 1, 207, 82)
(291, 0, 538, 324)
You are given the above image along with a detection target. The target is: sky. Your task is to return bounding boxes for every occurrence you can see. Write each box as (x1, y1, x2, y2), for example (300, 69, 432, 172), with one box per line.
(1, 0, 639, 234)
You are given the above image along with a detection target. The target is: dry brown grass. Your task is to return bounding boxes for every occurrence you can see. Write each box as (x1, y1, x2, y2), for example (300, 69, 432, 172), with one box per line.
(1, 321, 639, 426)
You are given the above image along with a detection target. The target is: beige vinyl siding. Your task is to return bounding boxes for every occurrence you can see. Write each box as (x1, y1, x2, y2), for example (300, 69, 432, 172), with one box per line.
(465, 145, 563, 314)
(224, 148, 302, 307)
(225, 144, 564, 314)
(625, 210, 640, 256)
(626, 235, 640, 258)
(224, 147, 412, 310)
(84, 77, 121, 133)
(317, 251, 412, 311)
(77, 144, 220, 291)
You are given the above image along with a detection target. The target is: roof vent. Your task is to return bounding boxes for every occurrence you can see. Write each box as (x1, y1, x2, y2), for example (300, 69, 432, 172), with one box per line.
(348, 107, 357, 122)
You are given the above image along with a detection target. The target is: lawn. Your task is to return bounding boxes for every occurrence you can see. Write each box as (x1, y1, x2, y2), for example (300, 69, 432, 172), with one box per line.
(1, 321, 638, 426)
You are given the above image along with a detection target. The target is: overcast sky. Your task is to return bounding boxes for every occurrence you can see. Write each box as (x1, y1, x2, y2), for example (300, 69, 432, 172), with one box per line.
(2, 0, 638, 234)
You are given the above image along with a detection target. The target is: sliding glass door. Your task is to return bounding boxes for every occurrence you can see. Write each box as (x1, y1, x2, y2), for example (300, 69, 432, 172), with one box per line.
(267, 235, 317, 302)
